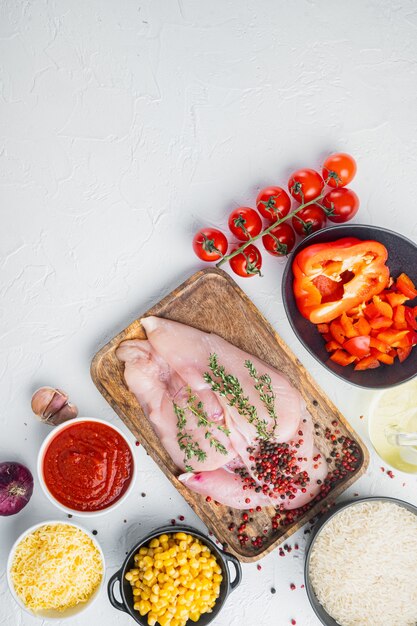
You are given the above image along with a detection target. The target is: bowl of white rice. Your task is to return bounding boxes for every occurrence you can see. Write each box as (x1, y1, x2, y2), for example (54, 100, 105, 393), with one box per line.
(305, 497, 417, 626)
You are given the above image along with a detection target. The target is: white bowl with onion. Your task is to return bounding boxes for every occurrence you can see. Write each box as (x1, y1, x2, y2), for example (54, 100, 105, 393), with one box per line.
(7, 519, 105, 620)
(37, 417, 136, 517)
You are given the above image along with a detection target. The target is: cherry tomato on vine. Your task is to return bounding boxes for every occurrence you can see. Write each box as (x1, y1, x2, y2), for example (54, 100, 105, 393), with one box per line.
(323, 188, 359, 223)
(256, 186, 291, 223)
(228, 207, 262, 241)
(192, 228, 228, 262)
(229, 244, 262, 277)
(262, 223, 295, 256)
(288, 169, 324, 203)
(322, 153, 356, 188)
(292, 205, 326, 237)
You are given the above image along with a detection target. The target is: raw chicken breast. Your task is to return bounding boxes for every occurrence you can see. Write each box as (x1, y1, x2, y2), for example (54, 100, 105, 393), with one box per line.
(141, 316, 302, 443)
(179, 468, 274, 509)
(116, 339, 236, 472)
(117, 316, 328, 511)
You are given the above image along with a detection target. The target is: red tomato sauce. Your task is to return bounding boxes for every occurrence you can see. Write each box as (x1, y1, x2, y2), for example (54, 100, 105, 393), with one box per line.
(43, 421, 133, 511)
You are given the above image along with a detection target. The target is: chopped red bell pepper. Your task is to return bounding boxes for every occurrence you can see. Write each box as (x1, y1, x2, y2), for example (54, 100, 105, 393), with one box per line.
(405, 307, 417, 330)
(317, 323, 329, 334)
(370, 349, 394, 365)
(293, 238, 390, 324)
(376, 329, 410, 347)
(372, 295, 393, 319)
(385, 292, 409, 307)
(329, 349, 357, 366)
(330, 319, 346, 345)
(369, 337, 390, 353)
(354, 317, 371, 335)
(325, 340, 343, 352)
(369, 316, 393, 330)
(393, 304, 407, 329)
(396, 273, 417, 299)
(354, 355, 380, 370)
(339, 313, 358, 338)
(397, 345, 412, 362)
(344, 336, 371, 357)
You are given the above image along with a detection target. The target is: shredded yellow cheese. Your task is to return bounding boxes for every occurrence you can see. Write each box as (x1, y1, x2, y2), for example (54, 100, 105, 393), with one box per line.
(11, 523, 103, 613)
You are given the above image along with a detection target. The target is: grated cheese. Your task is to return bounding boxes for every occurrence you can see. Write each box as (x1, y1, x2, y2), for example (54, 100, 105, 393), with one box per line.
(309, 501, 417, 626)
(11, 523, 103, 613)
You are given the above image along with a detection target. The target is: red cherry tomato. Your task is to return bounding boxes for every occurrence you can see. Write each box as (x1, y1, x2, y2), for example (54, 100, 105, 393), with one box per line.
(322, 153, 356, 188)
(323, 188, 359, 223)
(229, 244, 262, 277)
(228, 207, 262, 241)
(256, 187, 291, 223)
(292, 205, 326, 237)
(262, 223, 295, 256)
(288, 169, 324, 203)
(192, 228, 228, 262)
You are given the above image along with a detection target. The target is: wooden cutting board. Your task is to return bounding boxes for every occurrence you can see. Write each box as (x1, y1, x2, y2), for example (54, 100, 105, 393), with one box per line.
(91, 268, 369, 562)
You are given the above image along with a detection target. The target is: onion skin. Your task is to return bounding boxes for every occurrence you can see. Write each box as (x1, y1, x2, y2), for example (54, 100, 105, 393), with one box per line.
(31, 387, 78, 425)
(0, 462, 34, 516)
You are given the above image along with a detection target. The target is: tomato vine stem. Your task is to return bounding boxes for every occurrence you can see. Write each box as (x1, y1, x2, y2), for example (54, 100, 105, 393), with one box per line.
(215, 192, 325, 268)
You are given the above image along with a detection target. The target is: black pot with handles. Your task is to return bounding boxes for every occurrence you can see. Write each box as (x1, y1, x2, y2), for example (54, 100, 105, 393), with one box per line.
(108, 524, 242, 625)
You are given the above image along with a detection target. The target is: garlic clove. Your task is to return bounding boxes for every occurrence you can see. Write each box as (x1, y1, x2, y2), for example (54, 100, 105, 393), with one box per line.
(31, 387, 78, 425)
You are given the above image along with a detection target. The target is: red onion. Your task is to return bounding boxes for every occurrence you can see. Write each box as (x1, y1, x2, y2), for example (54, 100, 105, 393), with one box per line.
(0, 462, 33, 516)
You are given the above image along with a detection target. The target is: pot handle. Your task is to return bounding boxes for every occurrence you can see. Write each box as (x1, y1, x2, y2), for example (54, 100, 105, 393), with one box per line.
(108, 569, 128, 613)
(224, 552, 242, 592)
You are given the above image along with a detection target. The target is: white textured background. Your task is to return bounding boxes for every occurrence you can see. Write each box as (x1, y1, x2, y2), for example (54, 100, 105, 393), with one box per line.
(1, 1, 417, 625)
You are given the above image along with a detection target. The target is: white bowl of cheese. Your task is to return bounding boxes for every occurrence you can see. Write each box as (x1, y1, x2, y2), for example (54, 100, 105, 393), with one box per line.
(7, 520, 105, 620)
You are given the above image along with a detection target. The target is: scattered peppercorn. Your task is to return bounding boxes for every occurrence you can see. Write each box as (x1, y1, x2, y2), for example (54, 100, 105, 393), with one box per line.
(290, 583, 296, 590)
(271, 587, 276, 594)
(92, 530, 98, 535)
(206, 496, 212, 502)
(67, 514, 72, 519)
(291, 619, 296, 625)
(178, 515, 185, 521)
(170, 519, 176, 525)
(135, 441, 140, 446)
(141, 492, 146, 497)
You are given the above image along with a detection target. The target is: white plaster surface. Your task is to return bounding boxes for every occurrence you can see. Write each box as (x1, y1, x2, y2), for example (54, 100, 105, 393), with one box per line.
(1, 1, 417, 625)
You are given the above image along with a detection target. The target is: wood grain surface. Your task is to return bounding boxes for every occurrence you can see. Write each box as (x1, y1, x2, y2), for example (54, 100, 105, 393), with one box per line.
(91, 268, 369, 562)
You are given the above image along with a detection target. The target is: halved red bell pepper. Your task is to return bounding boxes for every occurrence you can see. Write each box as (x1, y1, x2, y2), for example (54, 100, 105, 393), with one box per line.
(293, 238, 390, 324)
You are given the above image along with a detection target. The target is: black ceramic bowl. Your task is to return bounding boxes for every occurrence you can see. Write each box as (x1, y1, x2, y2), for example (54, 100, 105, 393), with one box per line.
(108, 525, 242, 625)
(304, 496, 417, 626)
(282, 224, 417, 389)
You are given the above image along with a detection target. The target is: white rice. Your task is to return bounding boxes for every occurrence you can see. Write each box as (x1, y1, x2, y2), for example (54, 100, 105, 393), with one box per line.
(309, 500, 417, 626)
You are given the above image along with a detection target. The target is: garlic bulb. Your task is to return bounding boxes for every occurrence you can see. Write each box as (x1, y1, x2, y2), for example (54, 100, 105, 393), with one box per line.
(31, 387, 78, 425)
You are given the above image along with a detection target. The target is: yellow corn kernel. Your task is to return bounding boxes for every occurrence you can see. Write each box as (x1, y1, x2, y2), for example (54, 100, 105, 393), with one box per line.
(149, 538, 160, 548)
(154, 559, 163, 569)
(133, 588, 141, 596)
(125, 572, 133, 581)
(151, 583, 160, 594)
(147, 613, 158, 626)
(139, 547, 149, 555)
(150, 593, 159, 604)
(143, 569, 154, 582)
(174, 532, 188, 541)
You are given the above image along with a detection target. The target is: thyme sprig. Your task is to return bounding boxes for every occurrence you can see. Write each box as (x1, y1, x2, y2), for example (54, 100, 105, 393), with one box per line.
(172, 387, 230, 471)
(203, 353, 270, 440)
(245, 360, 278, 437)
